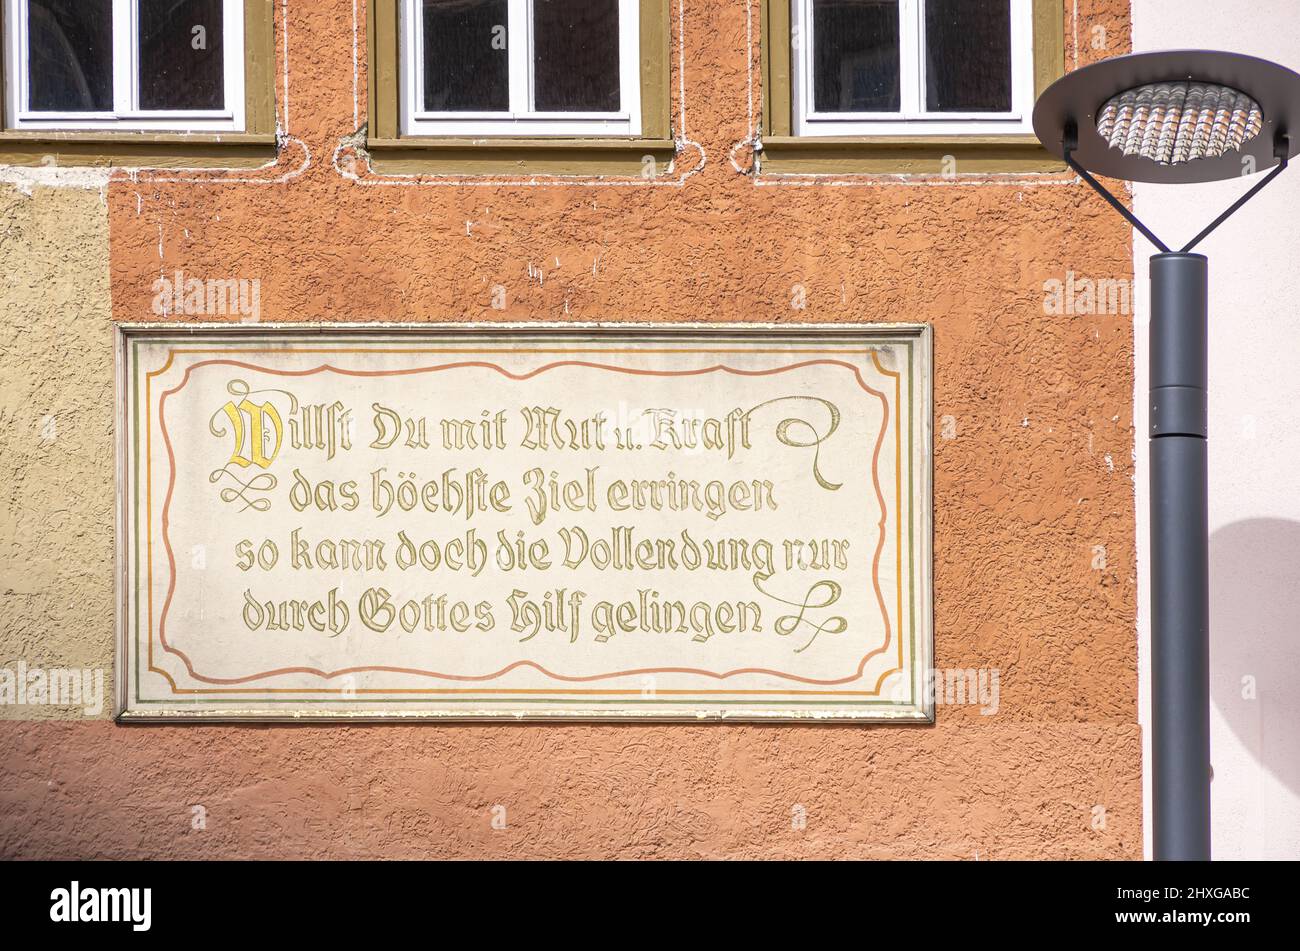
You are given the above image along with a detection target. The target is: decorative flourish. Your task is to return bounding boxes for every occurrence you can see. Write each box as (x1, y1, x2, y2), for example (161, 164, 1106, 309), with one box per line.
(209, 465, 277, 513)
(745, 395, 843, 490)
(207, 379, 299, 441)
(753, 575, 848, 653)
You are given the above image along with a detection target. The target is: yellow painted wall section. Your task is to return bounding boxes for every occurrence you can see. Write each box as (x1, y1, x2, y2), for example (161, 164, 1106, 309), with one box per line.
(0, 179, 113, 722)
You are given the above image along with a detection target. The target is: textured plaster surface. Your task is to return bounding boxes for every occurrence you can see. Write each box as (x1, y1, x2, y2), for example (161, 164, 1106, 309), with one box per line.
(0, 0, 1139, 858)
(0, 721, 1140, 859)
(0, 183, 114, 719)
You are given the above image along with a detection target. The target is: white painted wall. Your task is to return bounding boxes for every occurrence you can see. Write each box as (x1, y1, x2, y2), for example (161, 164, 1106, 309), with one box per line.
(1131, 1, 1300, 860)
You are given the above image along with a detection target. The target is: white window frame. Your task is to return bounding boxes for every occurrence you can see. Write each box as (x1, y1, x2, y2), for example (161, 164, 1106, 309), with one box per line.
(792, 0, 1034, 137)
(400, 0, 641, 137)
(4, 0, 245, 132)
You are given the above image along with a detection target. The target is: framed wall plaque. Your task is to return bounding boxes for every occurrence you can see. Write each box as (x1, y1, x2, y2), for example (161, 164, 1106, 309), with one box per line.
(115, 324, 932, 721)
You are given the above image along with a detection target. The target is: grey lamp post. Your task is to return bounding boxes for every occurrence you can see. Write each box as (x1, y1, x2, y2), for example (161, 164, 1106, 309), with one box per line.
(1033, 50, 1300, 861)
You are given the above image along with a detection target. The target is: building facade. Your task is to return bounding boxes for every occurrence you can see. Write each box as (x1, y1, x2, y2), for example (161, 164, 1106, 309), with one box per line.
(0, 0, 1144, 859)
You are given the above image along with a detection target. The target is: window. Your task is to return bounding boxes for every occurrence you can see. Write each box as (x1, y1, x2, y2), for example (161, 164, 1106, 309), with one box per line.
(761, 0, 1062, 173)
(792, 0, 1034, 136)
(4, 0, 246, 132)
(401, 0, 642, 137)
(368, 0, 671, 175)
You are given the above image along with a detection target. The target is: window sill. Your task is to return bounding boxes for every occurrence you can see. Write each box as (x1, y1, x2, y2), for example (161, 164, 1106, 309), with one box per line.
(366, 136, 677, 176)
(0, 130, 279, 169)
(758, 134, 1066, 176)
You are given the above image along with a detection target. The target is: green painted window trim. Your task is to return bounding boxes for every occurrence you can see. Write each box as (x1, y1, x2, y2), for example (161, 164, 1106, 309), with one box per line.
(759, 0, 1067, 175)
(367, 0, 674, 176)
(0, 0, 278, 168)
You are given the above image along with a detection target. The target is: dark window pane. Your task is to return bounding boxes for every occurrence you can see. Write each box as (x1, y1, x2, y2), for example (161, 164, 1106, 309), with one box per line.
(139, 0, 225, 110)
(533, 0, 619, 113)
(422, 0, 509, 111)
(26, 0, 112, 112)
(812, 0, 900, 112)
(924, 0, 1011, 112)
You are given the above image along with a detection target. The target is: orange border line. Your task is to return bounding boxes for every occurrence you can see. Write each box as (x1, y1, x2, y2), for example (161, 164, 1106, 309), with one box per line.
(142, 350, 904, 697)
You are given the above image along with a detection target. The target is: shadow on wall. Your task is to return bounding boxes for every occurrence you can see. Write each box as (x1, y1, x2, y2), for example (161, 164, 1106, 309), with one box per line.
(1210, 518, 1300, 793)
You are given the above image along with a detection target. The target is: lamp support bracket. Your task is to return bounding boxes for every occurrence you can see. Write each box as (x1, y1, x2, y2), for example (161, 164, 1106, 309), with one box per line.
(1063, 124, 1290, 254)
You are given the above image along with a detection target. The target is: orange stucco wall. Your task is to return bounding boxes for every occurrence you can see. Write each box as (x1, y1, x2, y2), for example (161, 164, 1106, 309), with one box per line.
(1, 0, 1137, 858)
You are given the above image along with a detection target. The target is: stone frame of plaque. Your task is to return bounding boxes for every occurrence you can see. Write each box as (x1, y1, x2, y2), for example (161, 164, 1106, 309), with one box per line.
(115, 323, 933, 722)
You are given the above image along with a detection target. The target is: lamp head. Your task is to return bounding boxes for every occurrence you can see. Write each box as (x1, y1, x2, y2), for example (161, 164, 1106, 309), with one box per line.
(1033, 50, 1300, 183)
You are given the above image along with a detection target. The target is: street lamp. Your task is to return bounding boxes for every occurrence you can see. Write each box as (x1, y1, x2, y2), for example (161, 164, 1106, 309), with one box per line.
(1033, 50, 1300, 861)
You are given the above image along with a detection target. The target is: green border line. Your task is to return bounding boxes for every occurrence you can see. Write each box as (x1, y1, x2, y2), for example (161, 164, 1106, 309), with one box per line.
(130, 337, 923, 713)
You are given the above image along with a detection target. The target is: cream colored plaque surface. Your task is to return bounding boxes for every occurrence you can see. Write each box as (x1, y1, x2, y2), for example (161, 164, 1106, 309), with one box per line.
(116, 325, 932, 721)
